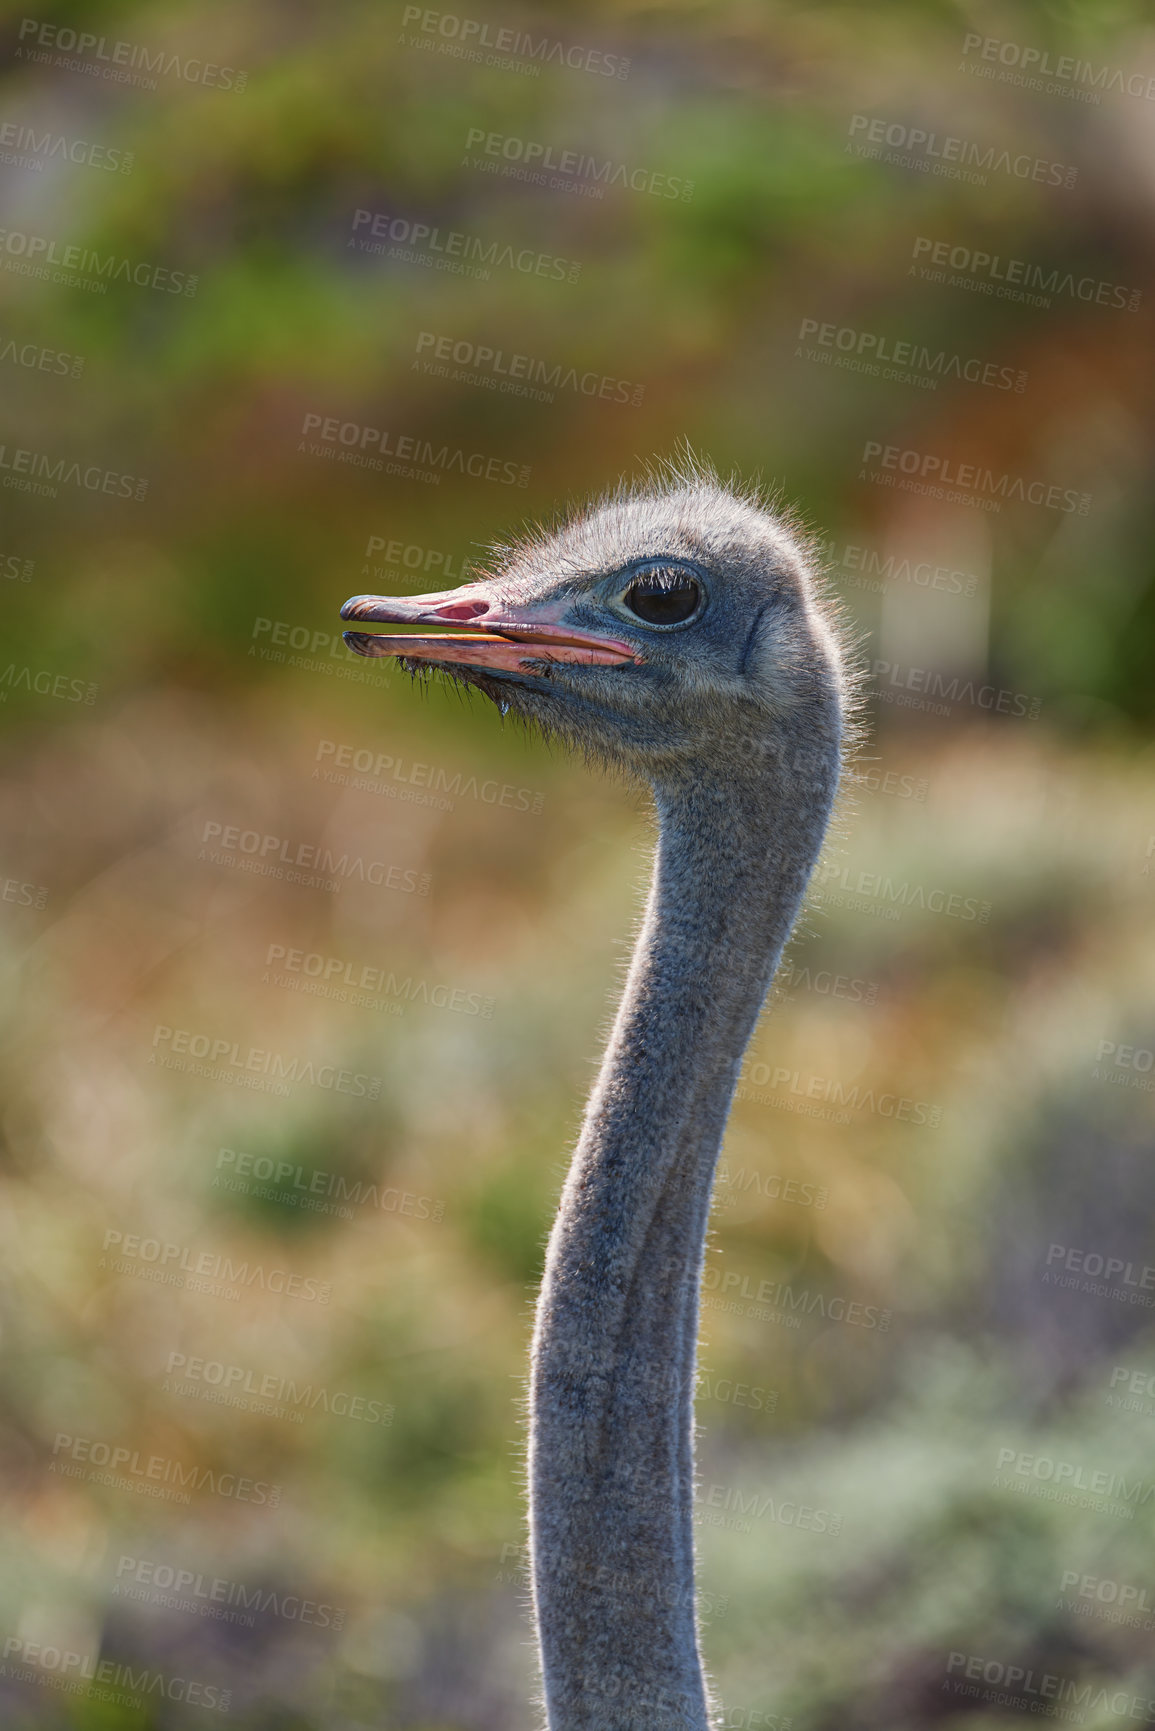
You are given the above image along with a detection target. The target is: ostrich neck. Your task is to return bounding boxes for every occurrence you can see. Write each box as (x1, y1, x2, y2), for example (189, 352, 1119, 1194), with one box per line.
(529, 753, 836, 1730)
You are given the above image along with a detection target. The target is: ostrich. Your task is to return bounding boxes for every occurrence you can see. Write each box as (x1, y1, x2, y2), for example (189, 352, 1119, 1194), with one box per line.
(341, 463, 850, 1730)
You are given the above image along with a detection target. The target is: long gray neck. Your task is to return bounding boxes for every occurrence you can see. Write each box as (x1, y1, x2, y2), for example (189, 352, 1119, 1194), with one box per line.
(528, 740, 838, 1730)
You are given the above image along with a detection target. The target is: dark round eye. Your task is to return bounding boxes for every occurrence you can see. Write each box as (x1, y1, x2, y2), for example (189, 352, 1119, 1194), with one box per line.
(621, 568, 702, 626)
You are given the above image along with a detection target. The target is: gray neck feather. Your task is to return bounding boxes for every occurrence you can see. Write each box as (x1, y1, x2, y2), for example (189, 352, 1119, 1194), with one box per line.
(528, 739, 839, 1730)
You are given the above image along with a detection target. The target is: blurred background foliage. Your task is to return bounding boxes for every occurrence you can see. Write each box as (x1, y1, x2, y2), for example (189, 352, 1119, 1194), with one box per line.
(1, 0, 1154, 1726)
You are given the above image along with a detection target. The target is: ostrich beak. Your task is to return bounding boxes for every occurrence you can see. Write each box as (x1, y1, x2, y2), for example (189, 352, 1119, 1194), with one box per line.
(340, 586, 642, 671)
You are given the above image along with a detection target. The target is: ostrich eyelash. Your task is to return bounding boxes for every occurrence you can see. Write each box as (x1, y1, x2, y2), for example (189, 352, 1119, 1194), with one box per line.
(626, 562, 699, 590)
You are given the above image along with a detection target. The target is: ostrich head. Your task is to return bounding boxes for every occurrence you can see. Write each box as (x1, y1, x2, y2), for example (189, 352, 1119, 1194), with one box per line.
(341, 467, 847, 787)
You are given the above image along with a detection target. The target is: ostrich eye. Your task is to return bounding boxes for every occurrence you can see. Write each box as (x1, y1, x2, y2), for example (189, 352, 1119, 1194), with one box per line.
(621, 567, 702, 626)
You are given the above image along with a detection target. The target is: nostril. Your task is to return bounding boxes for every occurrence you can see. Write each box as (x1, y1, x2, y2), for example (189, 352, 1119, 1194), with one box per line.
(436, 600, 490, 621)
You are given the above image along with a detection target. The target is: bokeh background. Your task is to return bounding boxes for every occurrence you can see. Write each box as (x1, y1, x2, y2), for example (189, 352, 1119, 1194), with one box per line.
(2, 1, 1155, 1726)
